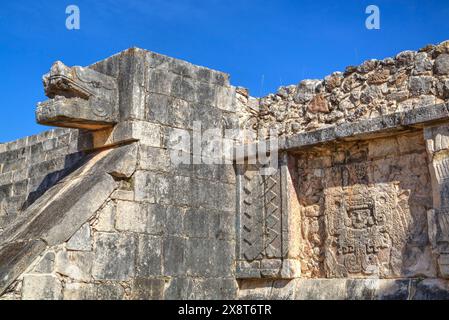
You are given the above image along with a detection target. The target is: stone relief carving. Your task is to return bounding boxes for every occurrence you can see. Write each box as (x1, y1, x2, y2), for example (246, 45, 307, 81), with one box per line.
(424, 124, 449, 277)
(324, 188, 394, 277)
(236, 157, 299, 279)
(296, 132, 436, 279)
(36, 61, 119, 130)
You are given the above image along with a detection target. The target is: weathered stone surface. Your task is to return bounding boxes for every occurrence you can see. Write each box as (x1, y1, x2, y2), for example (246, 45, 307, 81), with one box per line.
(36, 61, 119, 130)
(295, 279, 347, 300)
(136, 234, 162, 277)
(63, 283, 96, 300)
(55, 251, 94, 281)
(413, 279, 449, 299)
(66, 223, 92, 251)
(93, 201, 115, 232)
(92, 233, 136, 281)
(130, 278, 166, 300)
(163, 236, 186, 276)
(96, 283, 125, 300)
(409, 76, 434, 96)
(435, 54, 449, 75)
(22, 275, 62, 300)
(238, 278, 449, 300)
(250, 41, 449, 139)
(308, 94, 329, 113)
(32, 252, 55, 274)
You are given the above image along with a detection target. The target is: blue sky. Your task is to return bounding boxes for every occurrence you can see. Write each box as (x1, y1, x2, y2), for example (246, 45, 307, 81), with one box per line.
(1, 0, 448, 142)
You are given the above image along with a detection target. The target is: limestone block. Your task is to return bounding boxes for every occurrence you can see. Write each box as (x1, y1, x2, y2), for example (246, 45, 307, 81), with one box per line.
(63, 283, 97, 300)
(96, 283, 125, 300)
(132, 121, 161, 147)
(435, 54, 449, 75)
(66, 223, 92, 251)
(110, 189, 134, 201)
(115, 201, 146, 233)
(185, 238, 234, 277)
(412, 279, 449, 300)
(93, 202, 116, 232)
(55, 251, 94, 282)
(134, 171, 170, 203)
(163, 236, 185, 276)
(184, 208, 209, 238)
(215, 85, 236, 112)
(116, 202, 165, 234)
(147, 69, 178, 96)
(138, 145, 172, 172)
(92, 233, 136, 281)
(130, 278, 166, 300)
(196, 82, 216, 106)
(438, 254, 449, 278)
(280, 259, 302, 279)
(136, 234, 162, 277)
(165, 206, 184, 236)
(33, 252, 55, 274)
(22, 275, 62, 300)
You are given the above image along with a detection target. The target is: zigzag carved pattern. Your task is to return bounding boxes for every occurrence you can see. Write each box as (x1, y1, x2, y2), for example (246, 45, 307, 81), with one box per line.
(241, 168, 265, 261)
(263, 173, 282, 258)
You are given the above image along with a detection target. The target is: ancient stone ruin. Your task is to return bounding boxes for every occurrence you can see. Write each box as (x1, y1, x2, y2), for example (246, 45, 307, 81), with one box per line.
(1, 41, 449, 299)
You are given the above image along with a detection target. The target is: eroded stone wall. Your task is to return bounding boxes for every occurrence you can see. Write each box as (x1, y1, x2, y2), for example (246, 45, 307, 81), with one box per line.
(0, 129, 83, 232)
(245, 41, 449, 138)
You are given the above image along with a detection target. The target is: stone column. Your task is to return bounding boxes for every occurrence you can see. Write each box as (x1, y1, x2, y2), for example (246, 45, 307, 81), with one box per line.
(424, 124, 449, 278)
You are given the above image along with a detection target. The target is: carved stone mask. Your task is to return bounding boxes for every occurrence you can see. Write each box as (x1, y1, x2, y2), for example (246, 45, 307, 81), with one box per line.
(36, 61, 119, 130)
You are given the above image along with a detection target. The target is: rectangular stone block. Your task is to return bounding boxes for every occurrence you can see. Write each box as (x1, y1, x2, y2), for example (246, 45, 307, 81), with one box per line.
(136, 234, 162, 277)
(22, 275, 62, 300)
(163, 236, 185, 276)
(131, 278, 166, 300)
(185, 239, 234, 277)
(32, 252, 55, 274)
(196, 82, 216, 106)
(147, 69, 178, 95)
(92, 233, 136, 281)
(215, 85, 236, 112)
(115, 201, 146, 233)
(165, 206, 184, 236)
(93, 201, 116, 232)
(184, 208, 209, 238)
(138, 145, 172, 172)
(132, 121, 161, 147)
(146, 94, 192, 129)
(134, 171, 170, 203)
(55, 251, 94, 282)
(66, 223, 92, 251)
(63, 283, 96, 300)
(96, 283, 125, 300)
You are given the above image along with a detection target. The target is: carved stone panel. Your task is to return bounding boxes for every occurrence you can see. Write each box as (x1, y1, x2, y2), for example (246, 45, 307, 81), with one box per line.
(296, 132, 436, 278)
(236, 156, 299, 279)
(324, 186, 395, 278)
(424, 124, 449, 278)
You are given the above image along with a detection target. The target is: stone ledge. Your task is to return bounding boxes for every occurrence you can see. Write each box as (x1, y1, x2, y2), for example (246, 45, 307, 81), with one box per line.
(283, 102, 449, 151)
(238, 278, 449, 300)
(233, 103, 449, 161)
